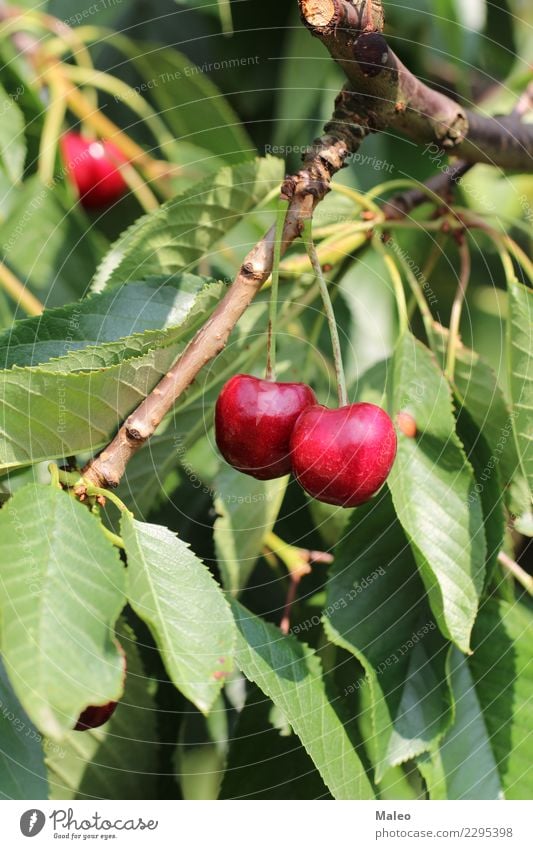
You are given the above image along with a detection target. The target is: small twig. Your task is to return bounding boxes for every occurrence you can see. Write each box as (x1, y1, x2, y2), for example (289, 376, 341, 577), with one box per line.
(280, 574, 303, 635)
(0, 262, 44, 315)
(498, 551, 533, 596)
(263, 531, 333, 634)
(382, 162, 473, 221)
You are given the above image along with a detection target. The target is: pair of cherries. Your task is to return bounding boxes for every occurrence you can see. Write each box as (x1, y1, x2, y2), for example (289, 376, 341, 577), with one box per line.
(61, 132, 128, 209)
(215, 375, 397, 507)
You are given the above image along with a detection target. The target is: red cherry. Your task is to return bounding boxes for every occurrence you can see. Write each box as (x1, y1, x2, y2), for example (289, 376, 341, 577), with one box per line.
(290, 402, 397, 507)
(215, 374, 317, 480)
(61, 132, 128, 209)
(73, 700, 118, 731)
(73, 647, 126, 731)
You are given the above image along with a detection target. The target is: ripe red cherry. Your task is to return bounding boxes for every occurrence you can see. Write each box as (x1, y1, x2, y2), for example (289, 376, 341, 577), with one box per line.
(61, 132, 128, 209)
(74, 648, 126, 731)
(215, 374, 317, 480)
(290, 402, 397, 507)
(74, 700, 118, 731)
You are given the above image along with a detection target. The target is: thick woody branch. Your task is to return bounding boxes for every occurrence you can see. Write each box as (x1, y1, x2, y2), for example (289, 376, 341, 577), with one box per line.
(83, 96, 369, 488)
(382, 83, 533, 219)
(299, 0, 533, 170)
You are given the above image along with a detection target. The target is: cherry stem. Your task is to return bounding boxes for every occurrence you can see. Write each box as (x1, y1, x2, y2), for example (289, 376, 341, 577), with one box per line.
(266, 197, 289, 381)
(280, 572, 302, 635)
(301, 217, 348, 408)
(446, 236, 471, 381)
(0, 261, 43, 316)
(498, 551, 533, 596)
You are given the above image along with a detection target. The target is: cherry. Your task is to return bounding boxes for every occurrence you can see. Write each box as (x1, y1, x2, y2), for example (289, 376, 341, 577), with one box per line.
(61, 132, 128, 209)
(290, 402, 397, 507)
(73, 647, 126, 731)
(215, 374, 317, 480)
(74, 700, 118, 731)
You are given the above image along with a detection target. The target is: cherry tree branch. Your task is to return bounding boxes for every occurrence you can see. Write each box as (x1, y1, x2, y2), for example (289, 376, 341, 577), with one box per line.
(300, 0, 533, 170)
(83, 95, 369, 487)
(83, 0, 533, 489)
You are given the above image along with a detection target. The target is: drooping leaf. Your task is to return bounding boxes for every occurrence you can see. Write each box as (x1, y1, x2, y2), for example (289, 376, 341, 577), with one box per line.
(231, 600, 375, 800)
(418, 600, 533, 799)
(387, 332, 486, 652)
(46, 623, 160, 800)
(122, 514, 235, 713)
(0, 484, 126, 739)
(0, 658, 48, 799)
(91, 157, 283, 291)
(455, 408, 505, 586)
(433, 324, 529, 516)
(0, 83, 26, 185)
(469, 600, 533, 799)
(508, 280, 533, 495)
(418, 647, 503, 800)
(214, 467, 288, 595)
(324, 491, 452, 782)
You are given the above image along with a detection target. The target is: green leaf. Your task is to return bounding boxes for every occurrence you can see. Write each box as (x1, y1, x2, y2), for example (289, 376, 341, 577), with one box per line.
(0, 280, 223, 470)
(388, 333, 486, 652)
(455, 409, 505, 585)
(324, 491, 452, 782)
(214, 467, 288, 595)
(0, 176, 107, 304)
(433, 325, 529, 516)
(220, 686, 331, 799)
(508, 280, 533, 495)
(231, 600, 375, 799)
(0, 659, 48, 799)
(0, 274, 223, 370)
(418, 647, 503, 800)
(91, 157, 283, 291)
(130, 44, 253, 162)
(0, 83, 26, 184)
(46, 623, 161, 800)
(469, 600, 533, 799)
(418, 600, 533, 799)
(0, 484, 126, 739)
(122, 514, 235, 713)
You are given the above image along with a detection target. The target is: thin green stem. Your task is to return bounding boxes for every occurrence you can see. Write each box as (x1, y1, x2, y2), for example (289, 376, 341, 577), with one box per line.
(60, 64, 177, 154)
(218, 0, 234, 35)
(446, 238, 471, 381)
(0, 262, 43, 316)
(373, 236, 409, 336)
(498, 551, 533, 596)
(38, 73, 67, 185)
(330, 183, 383, 216)
(266, 198, 289, 380)
(84, 484, 132, 515)
(302, 218, 348, 407)
(48, 463, 61, 489)
(367, 177, 445, 208)
(99, 524, 126, 550)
